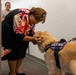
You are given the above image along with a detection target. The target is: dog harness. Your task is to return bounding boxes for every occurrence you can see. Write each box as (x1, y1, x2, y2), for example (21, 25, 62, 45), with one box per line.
(44, 39, 67, 69)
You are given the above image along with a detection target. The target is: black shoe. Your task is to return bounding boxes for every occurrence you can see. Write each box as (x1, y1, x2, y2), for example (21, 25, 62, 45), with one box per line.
(16, 73, 26, 75)
(8, 72, 10, 75)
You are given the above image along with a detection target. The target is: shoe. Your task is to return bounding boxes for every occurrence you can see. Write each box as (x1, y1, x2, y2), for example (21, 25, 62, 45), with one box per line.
(16, 73, 26, 75)
(8, 72, 10, 75)
(8, 72, 17, 75)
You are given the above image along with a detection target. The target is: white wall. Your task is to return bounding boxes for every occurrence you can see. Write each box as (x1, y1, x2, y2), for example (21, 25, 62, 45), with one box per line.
(29, 0, 76, 60)
(1, 0, 44, 10)
(2, 0, 76, 60)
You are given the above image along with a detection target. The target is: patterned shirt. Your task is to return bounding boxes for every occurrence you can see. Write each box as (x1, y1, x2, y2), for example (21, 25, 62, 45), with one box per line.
(13, 8, 35, 36)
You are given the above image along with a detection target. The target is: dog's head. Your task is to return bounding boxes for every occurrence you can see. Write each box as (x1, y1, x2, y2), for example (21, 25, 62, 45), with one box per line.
(34, 31, 58, 52)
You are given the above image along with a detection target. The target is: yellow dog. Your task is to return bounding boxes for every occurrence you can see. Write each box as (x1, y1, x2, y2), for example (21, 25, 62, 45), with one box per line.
(34, 31, 76, 75)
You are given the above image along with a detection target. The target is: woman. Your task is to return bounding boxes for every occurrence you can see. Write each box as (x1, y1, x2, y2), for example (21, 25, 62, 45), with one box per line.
(2, 7, 47, 75)
(1, 2, 11, 21)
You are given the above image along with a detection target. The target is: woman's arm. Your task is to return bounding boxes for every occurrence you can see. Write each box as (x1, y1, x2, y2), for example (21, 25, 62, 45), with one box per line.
(23, 35, 34, 42)
(23, 35, 42, 44)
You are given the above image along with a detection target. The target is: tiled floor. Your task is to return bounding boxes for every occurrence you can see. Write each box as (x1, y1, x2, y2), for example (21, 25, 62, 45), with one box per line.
(1, 54, 48, 75)
(1, 54, 73, 75)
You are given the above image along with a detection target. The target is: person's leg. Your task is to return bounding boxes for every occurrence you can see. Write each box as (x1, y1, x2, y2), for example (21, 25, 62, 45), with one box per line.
(15, 58, 24, 73)
(8, 60, 17, 75)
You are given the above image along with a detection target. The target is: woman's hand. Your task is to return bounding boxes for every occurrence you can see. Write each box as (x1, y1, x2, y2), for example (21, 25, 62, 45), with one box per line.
(1, 18, 5, 21)
(33, 36, 43, 44)
(23, 35, 43, 44)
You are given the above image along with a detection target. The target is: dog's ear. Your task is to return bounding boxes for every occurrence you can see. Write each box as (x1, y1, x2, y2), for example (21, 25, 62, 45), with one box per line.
(44, 31, 50, 34)
(34, 31, 43, 37)
(44, 31, 48, 33)
(44, 31, 50, 36)
(36, 31, 43, 36)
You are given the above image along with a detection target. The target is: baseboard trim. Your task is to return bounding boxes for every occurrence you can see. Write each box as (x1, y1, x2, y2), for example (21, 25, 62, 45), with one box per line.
(26, 54, 73, 75)
(26, 54, 47, 67)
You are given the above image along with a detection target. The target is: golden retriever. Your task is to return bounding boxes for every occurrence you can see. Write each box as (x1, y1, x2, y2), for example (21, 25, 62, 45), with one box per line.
(33, 31, 76, 75)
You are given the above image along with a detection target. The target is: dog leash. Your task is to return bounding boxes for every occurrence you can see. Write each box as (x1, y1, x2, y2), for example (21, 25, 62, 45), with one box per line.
(68, 37, 76, 42)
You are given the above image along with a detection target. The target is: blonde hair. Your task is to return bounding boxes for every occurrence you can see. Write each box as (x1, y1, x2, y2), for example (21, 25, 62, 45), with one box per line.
(29, 7, 47, 23)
